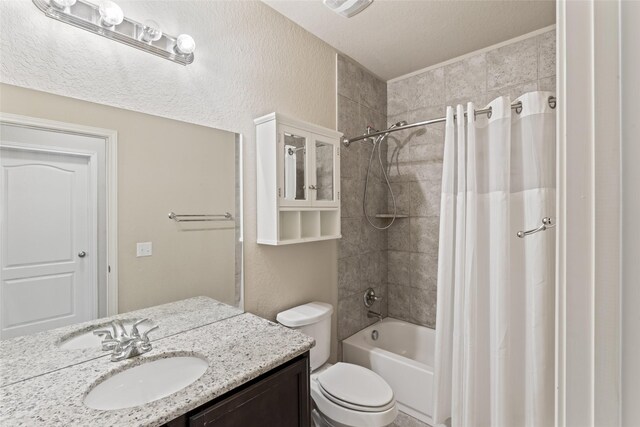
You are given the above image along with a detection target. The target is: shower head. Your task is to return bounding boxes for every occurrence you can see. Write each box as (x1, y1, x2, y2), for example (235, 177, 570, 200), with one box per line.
(364, 120, 409, 145)
(374, 121, 408, 142)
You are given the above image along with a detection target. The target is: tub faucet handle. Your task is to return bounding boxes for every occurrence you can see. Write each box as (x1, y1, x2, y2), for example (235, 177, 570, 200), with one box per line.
(364, 288, 382, 308)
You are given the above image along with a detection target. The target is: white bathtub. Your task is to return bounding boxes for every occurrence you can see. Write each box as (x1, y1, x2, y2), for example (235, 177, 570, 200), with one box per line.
(342, 318, 434, 425)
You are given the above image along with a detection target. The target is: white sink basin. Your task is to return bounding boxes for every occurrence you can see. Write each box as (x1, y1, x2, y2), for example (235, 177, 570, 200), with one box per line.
(59, 319, 155, 350)
(84, 356, 209, 410)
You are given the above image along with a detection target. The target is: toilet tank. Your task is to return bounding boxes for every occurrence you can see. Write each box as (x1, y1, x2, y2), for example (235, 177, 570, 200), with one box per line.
(276, 302, 333, 371)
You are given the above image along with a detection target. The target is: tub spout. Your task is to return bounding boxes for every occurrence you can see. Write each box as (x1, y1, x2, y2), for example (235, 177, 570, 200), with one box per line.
(367, 310, 383, 322)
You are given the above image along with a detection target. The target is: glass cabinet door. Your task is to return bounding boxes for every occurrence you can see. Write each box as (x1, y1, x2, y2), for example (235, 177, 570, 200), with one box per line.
(281, 128, 309, 203)
(314, 139, 335, 203)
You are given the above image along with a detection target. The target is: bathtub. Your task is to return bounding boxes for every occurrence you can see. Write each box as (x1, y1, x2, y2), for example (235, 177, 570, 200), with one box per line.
(342, 318, 434, 425)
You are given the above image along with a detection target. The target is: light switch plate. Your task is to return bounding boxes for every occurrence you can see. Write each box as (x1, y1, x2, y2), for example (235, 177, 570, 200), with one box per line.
(136, 242, 152, 257)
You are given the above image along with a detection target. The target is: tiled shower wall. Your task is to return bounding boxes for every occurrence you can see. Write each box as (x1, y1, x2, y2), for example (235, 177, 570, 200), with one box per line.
(336, 55, 389, 343)
(385, 29, 557, 328)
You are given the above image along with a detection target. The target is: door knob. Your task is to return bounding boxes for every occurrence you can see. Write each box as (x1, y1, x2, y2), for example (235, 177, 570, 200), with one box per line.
(78, 251, 87, 258)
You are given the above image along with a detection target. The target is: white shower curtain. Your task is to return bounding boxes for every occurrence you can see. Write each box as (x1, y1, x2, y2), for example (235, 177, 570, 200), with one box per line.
(432, 92, 556, 427)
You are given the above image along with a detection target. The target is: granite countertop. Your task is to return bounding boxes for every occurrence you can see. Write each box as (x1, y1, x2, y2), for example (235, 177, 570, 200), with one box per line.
(0, 297, 242, 387)
(0, 312, 315, 426)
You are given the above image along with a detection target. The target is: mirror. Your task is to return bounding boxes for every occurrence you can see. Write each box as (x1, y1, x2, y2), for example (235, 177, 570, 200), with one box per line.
(315, 140, 334, 202)
(0, 83, 243, 384)
(283, 131, 307, 200)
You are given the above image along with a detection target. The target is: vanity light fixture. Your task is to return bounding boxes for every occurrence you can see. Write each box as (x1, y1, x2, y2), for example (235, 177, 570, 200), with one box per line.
(32, 0, 196, 65)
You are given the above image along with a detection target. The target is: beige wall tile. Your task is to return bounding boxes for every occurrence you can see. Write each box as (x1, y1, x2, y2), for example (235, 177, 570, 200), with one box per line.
(538, 30, 557, 79)
(485, 80, 539, 104)
(405, 68, 446, 111)
(539, 76, 557, 93)
(337, 55, 388, 343)
(487, 37, 538, 90)
(410, 180, 441, 217)
(445, 53, 487, 102)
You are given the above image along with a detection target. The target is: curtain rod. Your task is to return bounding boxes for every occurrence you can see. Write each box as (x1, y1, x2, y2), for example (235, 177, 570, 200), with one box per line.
(342, 96, 557, 147)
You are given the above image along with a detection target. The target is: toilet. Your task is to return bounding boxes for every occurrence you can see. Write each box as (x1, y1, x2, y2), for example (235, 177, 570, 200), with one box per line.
(277, 302, 397, 427)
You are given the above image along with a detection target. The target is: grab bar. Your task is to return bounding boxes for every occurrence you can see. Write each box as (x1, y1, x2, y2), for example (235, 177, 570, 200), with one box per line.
(517, 217, 555, 238)
(168, 212, 233, 222)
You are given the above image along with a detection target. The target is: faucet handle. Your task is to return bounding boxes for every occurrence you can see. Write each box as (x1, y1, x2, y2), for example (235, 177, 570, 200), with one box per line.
(110, 319, 126, 338)
(130, 318, 149, 338)
(140, 325, 159, 343)
(363, 288, 382, 308)
(136, 325, 159, 353)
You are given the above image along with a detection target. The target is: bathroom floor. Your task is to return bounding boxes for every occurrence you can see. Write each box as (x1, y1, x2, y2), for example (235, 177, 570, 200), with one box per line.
(391, 411, 431, 427)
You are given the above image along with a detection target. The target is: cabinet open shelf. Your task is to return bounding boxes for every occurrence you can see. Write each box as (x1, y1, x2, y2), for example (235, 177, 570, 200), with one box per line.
(276, 209, 341, 244)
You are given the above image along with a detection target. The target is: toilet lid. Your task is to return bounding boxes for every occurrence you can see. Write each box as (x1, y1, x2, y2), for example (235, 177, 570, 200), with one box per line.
(317, 363, 394, 410)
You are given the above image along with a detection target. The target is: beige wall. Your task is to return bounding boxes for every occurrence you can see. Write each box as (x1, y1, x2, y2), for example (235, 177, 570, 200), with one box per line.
(0, 83, 237, 313)
(0, 1, 339, 359)
(621, 1, 640, 421)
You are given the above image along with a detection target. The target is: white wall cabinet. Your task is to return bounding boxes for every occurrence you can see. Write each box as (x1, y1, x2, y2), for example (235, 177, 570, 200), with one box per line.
(255, 113, 341, 245)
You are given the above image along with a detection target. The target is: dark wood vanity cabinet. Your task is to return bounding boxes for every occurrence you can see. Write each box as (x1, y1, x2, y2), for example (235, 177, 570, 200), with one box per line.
(166, 352, 310, 427)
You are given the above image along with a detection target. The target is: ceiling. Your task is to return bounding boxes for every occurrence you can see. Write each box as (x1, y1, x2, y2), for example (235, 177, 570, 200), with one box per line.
(263, 0, 555, 81)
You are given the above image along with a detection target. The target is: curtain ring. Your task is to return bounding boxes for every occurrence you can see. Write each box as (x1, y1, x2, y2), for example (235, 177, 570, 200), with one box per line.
(548, 96, 557, 109)
(515, 103, 523, 114)
(487, 106, 492, 119)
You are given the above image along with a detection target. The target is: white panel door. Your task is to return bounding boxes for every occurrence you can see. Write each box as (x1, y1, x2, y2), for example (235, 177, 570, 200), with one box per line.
(0, 146, 95, 339)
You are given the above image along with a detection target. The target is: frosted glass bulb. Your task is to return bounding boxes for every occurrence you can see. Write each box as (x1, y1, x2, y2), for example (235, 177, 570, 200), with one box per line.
(142, 20, 162, 42)
(175, 34, 195, 55)
(51, 0, 77, 8)
(99, 1, 124, 27)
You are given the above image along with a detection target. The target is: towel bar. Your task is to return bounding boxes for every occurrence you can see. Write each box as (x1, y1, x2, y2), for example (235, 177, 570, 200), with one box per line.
(517, 217, 555, 238)
(168, 212, 233, 222)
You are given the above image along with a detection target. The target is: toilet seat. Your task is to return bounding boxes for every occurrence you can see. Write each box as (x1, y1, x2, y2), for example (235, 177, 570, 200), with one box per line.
(317, 363, 395, 412)
(311, 363, 397, 427)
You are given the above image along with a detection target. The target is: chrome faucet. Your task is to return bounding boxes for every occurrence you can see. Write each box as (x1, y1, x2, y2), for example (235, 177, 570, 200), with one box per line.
(367, 310, 383, 322)
(364, 288, 384, 322)
(94, 318, 159, 362)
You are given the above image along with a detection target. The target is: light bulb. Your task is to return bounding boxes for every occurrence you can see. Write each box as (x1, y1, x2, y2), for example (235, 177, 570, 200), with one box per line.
(141, 20, 162, 42)
(51, 0, 76, 8)
(175, 34, 195, 55)
(99, 0, 124, 27)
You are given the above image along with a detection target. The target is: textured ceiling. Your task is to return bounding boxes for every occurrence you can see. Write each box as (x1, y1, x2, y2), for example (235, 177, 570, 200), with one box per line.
(263, 0, 556, 80)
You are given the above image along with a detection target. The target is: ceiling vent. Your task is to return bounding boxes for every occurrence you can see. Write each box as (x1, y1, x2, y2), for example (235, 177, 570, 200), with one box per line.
(323, 0, 373, 18)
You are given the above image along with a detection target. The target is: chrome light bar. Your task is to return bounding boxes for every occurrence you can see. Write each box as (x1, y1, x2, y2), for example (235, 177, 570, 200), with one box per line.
(32, 0, 195, 65)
